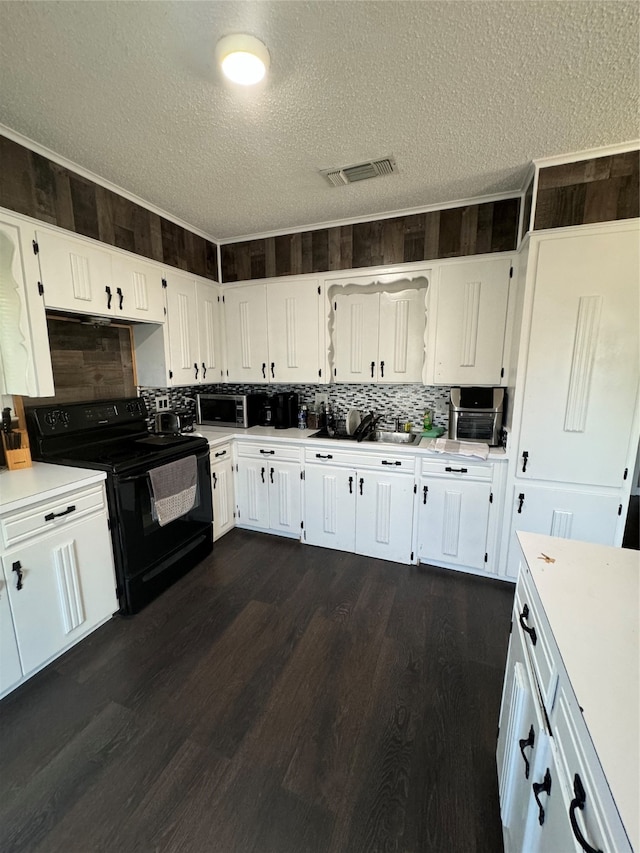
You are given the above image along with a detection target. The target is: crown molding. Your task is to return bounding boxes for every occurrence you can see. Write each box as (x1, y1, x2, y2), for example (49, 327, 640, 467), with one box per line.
(533, 140, 640, 169)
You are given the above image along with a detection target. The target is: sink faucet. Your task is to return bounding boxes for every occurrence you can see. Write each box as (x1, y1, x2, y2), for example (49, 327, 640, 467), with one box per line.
(394, 416, 402, 432)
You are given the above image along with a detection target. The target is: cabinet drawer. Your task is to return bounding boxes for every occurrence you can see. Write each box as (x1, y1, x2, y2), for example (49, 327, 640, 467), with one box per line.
(420, 458, 493, 480)
(515, 567, 558, 710)
(210, 443, 232, 464)
(1, 485, 106, 548)
(304, 446, 415, 471)
(236, 442, 302, 462)
(551, 680, 632, 852)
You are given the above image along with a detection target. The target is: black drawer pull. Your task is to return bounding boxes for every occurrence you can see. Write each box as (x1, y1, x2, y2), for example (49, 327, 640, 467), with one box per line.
(202, 362, 206, 379)
(212, 472, 217, 488)
(270, 467, 274, 484)
(423, 485, 428, 504)
(105, 285, 112, 309)
(518, 724, 535, 779)
(262, 362, 266, 379)
(445, 466, 468, 473)
(270, 362, 275, 379)
(519, 603, 537, 646)
(569, 774, 603, 853)
(214, 450, 227, 457)
(533, 768, 552, 825)
(116, 287, 124, 309)
(522, 450, 529, 472)
(315, 453, 333, 460)
(381, 460, 401, 466)
(260, 467, 265, 483)
(194, 363, 199, 380)
(44, 505, 76, 522)
(370, 361, 375, 378)
(12, 561, 23, 591)
(348, 476, 353, 494)
(259, 449, 275, 455)
(380, 360, 384, 378)
(517, 492, 525, 513)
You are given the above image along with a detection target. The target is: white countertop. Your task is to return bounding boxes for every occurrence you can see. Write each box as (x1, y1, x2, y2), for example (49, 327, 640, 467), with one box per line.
(193, 424, 508, 459)
(0, 463, 106, 514)
(518, 531, 639, 850)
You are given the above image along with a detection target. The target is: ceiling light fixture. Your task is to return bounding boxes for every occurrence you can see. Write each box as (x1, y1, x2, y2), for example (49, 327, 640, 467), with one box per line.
(216, 33, 270, 86)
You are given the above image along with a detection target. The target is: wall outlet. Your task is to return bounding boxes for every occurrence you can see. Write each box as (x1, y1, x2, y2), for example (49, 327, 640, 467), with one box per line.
(156, 395, 170, 411)
(315, 392, 329, 408)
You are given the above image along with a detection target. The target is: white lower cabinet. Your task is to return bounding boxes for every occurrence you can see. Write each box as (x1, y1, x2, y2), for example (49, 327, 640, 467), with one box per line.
(0, 481, 118, 696)
(0, 579, 22, 695)
(417, 458, 502, 573)
(303, 448, 416, 564)
(210, 443, 235, 541)
(236, 443, 302, 538)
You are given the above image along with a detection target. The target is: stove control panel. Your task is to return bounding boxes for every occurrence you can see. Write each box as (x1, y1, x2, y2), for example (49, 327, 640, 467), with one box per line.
(28, 398, 148, 435)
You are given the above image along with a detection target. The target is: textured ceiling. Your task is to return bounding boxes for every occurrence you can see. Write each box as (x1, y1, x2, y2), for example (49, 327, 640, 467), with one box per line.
(0, 1, 638, 241)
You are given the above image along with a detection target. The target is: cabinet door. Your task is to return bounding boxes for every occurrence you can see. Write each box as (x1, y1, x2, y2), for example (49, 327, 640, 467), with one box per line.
(505, 484, 621, 579)
(304, 464, 357, 552)
(0, 576, 22, 696)
(268, 460, 302, 536)
(355, 471, 415, 563)
(267, 279, 321, 383)
(37, 228, 114, 316)
(432, 257, 511, 385)
(165, 270, 199, 386)
(2, 514, 117, 676)
(333, 292, 380, 382)
(211, 452, 235, 541)
(196, 280, 223, 384)
(236, 458, 270, 530)
(418, 478, 491, 570)
(111, 253, 165, 323)
(0, 213, 54, 396)
(377, 288, 426, 383)
(224, 284, 269, 382)
(518, 227, 639, 487)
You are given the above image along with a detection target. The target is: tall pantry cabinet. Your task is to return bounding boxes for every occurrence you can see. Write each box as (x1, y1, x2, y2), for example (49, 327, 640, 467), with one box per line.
(501, 219, 640, 578)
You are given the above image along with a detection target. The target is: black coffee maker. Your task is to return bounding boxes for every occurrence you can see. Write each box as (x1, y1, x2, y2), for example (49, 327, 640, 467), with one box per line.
(272, 392, 298, 429)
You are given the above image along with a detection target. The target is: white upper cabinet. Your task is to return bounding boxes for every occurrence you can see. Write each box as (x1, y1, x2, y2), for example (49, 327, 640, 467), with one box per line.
(426, 256, 512, 386)
(224, 278, 322, 383)
(0, 211, 54, 397)
(328, 270, 429, 383)
(110, 253, 165, 323)
(223, 283, 269, 382)
(517, 225, 639, 487)
(195, 279, 223, 384)
(164, 269, 200, 386)
(267, 279, 323, 383)
(36, 228, 114, 316)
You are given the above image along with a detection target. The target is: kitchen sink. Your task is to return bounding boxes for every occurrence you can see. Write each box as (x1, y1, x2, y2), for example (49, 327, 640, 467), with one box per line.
(366, 430, 420, 445)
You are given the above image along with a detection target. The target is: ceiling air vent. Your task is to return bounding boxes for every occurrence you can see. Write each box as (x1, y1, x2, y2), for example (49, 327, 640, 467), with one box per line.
(320, 156, 397, 187)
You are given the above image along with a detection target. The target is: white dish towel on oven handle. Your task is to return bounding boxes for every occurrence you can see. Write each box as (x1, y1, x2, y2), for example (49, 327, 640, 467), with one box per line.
(148, 455, 198, 527)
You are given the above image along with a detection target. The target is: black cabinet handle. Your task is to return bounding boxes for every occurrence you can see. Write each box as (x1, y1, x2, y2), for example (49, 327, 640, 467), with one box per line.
(212, 471, 217, 488)
(214, 450, 227, 458)
(117, 287, 123, 309)
(517, 492, 525, 514)
(202, 362, 206, 380)
(270, 467, 274, 484)
(315, 453, 333, 460)
(533, 768, 552, 825)
(270, 362, 275, 379)
(522, 450, 529, 473)
(423, 485, 428, 504)
(348, 476, 353, 494)
(262, 363, 266, 379)
(44, 505, 76, 522)
(370, 361, 375, 378)
(260, 466, 265, 483)
(519, 603, 537, 646)
(260, 449, 275, 455)
(518, 724, 535, 779)
(194, 363, 199, 380)
(569, 774, 603, 853)
(381, 460, 401, 466)
(359, 477, 364, 495)
(12, 561, 23, 591)
(445, 466, 468, 473)
(105, 285, 112, 309)
(380, 360, 384, 378)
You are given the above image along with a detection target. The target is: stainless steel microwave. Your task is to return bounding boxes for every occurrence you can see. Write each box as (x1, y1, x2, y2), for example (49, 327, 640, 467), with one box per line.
(196, 393, 266, 428)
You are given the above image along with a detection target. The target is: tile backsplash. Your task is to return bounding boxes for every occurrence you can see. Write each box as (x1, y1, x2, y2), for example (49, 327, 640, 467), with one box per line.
(139, 383, 451, 431)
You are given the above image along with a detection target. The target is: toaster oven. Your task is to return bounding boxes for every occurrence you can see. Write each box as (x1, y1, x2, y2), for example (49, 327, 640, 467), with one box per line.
(448, 387, 505, 446)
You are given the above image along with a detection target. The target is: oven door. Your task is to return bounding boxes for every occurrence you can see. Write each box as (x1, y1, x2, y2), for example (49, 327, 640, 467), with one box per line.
(111, 446, 213, 611)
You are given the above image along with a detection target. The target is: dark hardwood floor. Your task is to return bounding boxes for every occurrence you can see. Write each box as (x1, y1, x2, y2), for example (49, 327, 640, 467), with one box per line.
(0, 530, 514, 853)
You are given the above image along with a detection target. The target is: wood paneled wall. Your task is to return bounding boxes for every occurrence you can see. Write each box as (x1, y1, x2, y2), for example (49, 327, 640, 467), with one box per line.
(0, 135, 218, 280)
(221, 198, 520, 282)
(534, 151, 639, 231)
(27, 317, 136, 405)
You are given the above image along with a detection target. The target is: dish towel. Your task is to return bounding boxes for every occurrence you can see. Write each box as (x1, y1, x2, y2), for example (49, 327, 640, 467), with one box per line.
(148, 455, 198, 527)
(425, 438, 490, 460)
